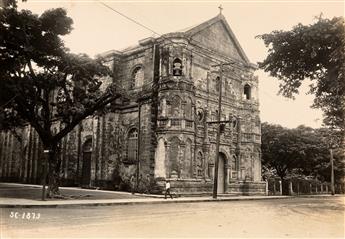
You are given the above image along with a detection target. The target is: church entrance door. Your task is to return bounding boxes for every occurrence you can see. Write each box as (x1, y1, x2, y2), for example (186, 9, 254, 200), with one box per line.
(217, 153, 226, 194)
(81, 139, 92, 187)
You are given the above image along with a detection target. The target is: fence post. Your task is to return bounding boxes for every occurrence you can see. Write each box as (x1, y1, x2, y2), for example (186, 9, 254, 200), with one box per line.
(289, 181, 293, 195)
(273, 180, 276, 195)
(326, 184, 328, 193)
(265, 180, 268, 196)
(316, 183, 318, 194)
(279, 180, 282, 195)
(297, 180, 300, 195)
(309, 183, 312, 194)
(321, 183, 323, 194)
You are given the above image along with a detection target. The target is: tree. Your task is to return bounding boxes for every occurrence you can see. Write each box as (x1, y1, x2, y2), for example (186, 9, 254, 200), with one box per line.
(257, 16, 345, 132)
(0, 4, 122, 197)
(314, 128, 345, 184)
(261, 123, 305, 180)
(261, 123, 345, 184)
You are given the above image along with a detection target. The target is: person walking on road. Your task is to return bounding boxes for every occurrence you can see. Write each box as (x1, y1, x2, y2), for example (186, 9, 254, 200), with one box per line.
(164, 179, 173, 199)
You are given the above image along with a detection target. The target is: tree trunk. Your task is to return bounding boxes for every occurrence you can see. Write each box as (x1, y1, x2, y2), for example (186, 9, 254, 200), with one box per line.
(46, 142, 62, 198)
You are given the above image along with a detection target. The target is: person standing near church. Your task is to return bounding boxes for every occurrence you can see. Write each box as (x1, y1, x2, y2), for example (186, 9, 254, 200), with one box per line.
(164, 179, 173, 199)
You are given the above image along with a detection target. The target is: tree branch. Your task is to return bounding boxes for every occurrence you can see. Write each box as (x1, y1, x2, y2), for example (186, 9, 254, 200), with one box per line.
(54, 92, 121, 142)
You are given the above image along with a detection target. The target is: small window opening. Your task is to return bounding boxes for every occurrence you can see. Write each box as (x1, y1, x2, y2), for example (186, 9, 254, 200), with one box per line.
(244, 84, 251, 100)
(172, 58, 183, 76)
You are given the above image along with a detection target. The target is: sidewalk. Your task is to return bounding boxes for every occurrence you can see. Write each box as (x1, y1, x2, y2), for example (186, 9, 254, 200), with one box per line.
(0, 182, 307, 208)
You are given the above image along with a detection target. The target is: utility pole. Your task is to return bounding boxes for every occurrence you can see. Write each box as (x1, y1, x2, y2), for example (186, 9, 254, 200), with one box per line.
(208, 62, 234, 199)
(41, 149, 49, 201)
(330, 148, 335, 195)
(212, 63, 223, 199)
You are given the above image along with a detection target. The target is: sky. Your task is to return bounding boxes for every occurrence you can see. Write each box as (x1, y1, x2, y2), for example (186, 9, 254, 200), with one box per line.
(18, 0, 344, 129)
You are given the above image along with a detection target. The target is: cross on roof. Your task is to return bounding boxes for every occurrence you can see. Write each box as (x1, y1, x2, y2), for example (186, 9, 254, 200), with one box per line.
(218, 5, 223, 15)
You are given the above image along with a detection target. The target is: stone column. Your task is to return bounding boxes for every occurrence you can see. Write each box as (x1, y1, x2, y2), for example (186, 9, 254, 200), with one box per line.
(258, 154, 262, 182)
(326, 184, 329, 193)
(162, 98, 166, 117)
(237, 153, 242, 180)
(165, 142, 170, 179)
(250, 155, 254, 181)
(203, 144, 210, 179)
(279, 180, 283, 195)
(226, 165, 231, 192)
(179, 143, 185, 179)
(209, 163, 214, 181)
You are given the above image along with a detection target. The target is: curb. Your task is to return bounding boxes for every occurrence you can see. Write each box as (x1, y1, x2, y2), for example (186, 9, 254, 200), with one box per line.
(0, 196, 294, 208)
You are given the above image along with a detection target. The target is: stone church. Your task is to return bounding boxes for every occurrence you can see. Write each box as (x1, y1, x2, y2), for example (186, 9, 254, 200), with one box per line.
(0, 13, 265, 195)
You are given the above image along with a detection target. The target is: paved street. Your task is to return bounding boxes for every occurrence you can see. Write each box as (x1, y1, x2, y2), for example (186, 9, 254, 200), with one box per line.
(1, 196, 344, 238)
(0, 183, 141, 201)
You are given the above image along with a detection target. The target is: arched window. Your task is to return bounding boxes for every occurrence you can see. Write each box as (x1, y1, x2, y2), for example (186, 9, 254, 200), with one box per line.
(244, 84, 251, 100)
(170, 95, 181, 117)
(130, 66, 144, 89)
(172, 58, 183, 76)
(127, 128, 138, 162)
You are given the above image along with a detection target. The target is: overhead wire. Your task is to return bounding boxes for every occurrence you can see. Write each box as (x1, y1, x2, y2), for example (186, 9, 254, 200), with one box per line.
(97, 1, 240, 67)
(97, 1, 283, 103)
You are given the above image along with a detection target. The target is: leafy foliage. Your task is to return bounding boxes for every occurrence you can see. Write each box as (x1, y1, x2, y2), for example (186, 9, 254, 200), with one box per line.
(261, 122, 345, 183)
(0, 4, 122, 196)
(257, 16, 345, 130)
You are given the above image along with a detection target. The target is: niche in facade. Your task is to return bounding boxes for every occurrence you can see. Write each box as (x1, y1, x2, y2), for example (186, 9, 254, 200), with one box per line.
(215, 76, 220, 92)
(244, 84, 251, 100)
(197, 109, 204, 122)
(131, 66, 144, 89)
(172, 58, 183, 76)
(196, 151, 204, 177)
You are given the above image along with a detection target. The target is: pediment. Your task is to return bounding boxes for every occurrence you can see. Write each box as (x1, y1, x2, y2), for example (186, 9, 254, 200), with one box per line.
(185, 15, 249, 63)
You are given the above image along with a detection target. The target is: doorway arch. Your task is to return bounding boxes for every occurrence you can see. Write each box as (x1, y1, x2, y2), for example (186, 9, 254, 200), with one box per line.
(81, 138, 92, 187)
(217, 152, 226, 194)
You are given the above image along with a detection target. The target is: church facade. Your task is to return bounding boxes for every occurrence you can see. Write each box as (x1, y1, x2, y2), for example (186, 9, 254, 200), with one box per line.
(0, 14, 265, 195)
